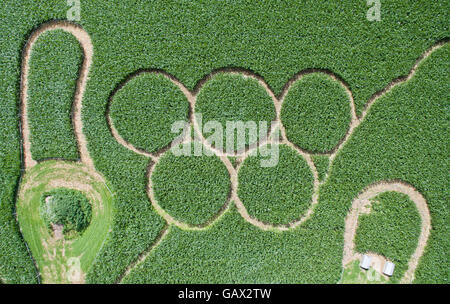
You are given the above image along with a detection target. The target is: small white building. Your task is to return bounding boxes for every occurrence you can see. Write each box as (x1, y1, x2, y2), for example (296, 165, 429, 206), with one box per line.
(360, 255, 372, 270)
(383, 261, 395, 276)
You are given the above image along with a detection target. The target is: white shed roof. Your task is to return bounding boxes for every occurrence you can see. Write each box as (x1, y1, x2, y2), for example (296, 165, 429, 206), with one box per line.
(383, 261, 395, 276)
(360, 255, 372, 270)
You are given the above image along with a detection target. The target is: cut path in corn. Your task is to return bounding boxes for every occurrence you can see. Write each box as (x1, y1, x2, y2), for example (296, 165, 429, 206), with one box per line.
(342, 182, 431, 284)
(18, 21, 112, 284)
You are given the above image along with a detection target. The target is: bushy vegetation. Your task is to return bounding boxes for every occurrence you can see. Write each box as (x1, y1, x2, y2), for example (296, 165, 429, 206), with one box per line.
(238, 144, 314, 225)
(40, 188, 92, 234)
(152, 143, 231, 225)
(281, 73, 351, 153)
(354, 192, 421, 283)
(195, 73, 275, 152)
(109, 73, 189, 153)
(28, 30, 82, 161)
(0, 0, 448, 283)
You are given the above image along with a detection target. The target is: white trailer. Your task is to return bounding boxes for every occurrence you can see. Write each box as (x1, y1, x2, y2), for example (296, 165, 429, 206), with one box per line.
(383, 261, 395, 276)
(360, 255, 372, 270)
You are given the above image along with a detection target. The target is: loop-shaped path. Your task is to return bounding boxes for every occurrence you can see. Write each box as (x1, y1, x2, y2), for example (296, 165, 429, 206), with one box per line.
(20, 21, 94, 170)
(343, 181, 431, 283)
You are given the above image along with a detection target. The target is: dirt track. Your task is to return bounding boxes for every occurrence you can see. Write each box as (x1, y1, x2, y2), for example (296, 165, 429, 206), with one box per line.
(106, 40, 445, 232)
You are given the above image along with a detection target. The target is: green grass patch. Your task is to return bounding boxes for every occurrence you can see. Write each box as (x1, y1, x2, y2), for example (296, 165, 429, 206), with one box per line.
(238, 144, 314, 225)
(16, 161, 114, 283)
(340, 260, 388, 284)
(355, 191, 421, 283)
(281, 73, 351, 153)
(28, 29, 82, 161)
(152, 143, 231, 225)
(195, 73, 276, 152)
(109, 73, 189, 153)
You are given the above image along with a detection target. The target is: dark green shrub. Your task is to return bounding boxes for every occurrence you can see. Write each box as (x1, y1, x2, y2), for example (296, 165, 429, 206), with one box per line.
(39, 188, 92, 234)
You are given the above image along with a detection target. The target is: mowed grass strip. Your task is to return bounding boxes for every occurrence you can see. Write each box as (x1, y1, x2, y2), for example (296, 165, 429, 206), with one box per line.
(238, 144, 314, 225)
(152, 143, 231, 226)
(28, 30, 82, 161)
(195, 73, 276, 152)
(340, 260, 388, 284)
(109, 73, 189, 153)
(281, 73, 351, 153)
(355, 192, 421, 283)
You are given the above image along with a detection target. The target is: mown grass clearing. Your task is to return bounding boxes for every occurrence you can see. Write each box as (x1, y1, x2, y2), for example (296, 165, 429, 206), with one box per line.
(340, 260, 388, 284)
(16, 160, 114, 283)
